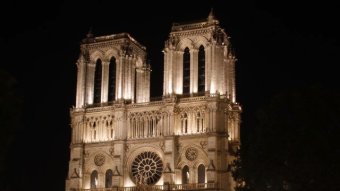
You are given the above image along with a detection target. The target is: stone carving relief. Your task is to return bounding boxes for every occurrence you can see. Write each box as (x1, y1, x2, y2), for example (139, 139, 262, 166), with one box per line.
(94, 154, 106, 166)
(109, 147, 114, 156)
(185, 147, 198, 161)
(200, 141, 208, 149)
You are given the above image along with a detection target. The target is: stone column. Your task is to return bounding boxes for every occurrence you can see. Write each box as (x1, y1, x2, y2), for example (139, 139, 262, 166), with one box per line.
(210, 45, 217, 94)
(86, 62, 96, 105)
(117, 55, 125, 100)
(163, 137, 175, 184)
(76, 58, 86, 108)
(101, 61, 110, 103)
(163, 49, 169, 95)
(230, 57, 236, 103)
(205, 45, 212, 92)
(175, 51, 184, 94)
(190, 49, 198, 93)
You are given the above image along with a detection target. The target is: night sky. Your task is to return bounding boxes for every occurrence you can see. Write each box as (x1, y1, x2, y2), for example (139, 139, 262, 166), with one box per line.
(0, 1, 339, 191)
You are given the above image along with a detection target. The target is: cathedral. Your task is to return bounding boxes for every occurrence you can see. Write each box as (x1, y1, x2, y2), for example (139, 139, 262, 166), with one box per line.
(66, 10, 241, 191)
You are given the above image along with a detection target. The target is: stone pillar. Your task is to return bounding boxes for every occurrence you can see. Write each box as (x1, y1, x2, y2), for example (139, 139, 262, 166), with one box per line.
(230, 57, 236, 103)
(75, 58, 86, 108)
(164, 48, 178, 96)
(66, 145, 83, 191)
(176, 51, 184, 94)
(102, 61, 109, 103)
(131, 63, 136, 103)
(163, 49, 169, 95)
(135, 66, 150, 103)
(210, 45, 217, 94)
(163, 137, 175, 184)
(205, 45, 212, 92)
(207, 137, 217, 184)
(117, 55, 125, 100)
(223, 46, 229, 96)
(86, 62, 96, 105)
(190, 49, 198, 93)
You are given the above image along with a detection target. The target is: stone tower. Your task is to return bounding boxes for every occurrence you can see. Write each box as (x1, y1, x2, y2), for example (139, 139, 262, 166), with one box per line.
(66, 10, 241, 191)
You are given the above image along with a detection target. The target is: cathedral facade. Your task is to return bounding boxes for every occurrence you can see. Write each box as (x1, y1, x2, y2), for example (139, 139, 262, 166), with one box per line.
(66, 11, 241, 191)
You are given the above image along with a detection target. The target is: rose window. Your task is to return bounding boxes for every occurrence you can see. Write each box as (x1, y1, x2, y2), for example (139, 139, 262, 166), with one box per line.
(185, 147, 198, 161)
(94, 154, 105, 166)
(131, 151, 163, 185)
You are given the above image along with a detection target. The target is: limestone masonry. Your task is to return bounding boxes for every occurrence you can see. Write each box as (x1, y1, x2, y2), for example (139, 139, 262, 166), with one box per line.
(66, 10, 241, 191)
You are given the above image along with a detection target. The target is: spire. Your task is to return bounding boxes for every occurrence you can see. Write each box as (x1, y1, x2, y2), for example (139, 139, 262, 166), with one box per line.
(207, 8, 215, 22)
(86, 27, 93, 38)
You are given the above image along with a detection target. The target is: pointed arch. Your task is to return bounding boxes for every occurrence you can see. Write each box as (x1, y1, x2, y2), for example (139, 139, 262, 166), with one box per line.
(90, 50, 104, 63)
(108, 56, 116, 102)
(181, 113, 188, 134)
(198, 45, 205, 93)
(193, 36, 209, 49)
(104, 48, 120, 62)
(94, 59, 102, 103)
(198, 164, 205, 184)
(90, 170, 98, 189)
(183, 47, 190, 94)
(105, 169, 113, 188)
(176, 38, 194, 51)
(182, 165, 189, 184)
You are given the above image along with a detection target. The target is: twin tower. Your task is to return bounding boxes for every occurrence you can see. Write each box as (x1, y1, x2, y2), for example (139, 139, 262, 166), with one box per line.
(66, 11, 241, 191)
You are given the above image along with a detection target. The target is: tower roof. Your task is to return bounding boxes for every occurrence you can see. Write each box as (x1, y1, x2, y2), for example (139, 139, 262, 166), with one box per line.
(207, 8, 215, 22)
(170, 9, 219, 32)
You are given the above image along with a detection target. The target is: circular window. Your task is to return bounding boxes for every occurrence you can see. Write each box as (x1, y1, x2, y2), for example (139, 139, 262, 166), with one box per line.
(94, 154, 105, 166)
(131, 151, 163, 185)
(185, 147, 198, 161)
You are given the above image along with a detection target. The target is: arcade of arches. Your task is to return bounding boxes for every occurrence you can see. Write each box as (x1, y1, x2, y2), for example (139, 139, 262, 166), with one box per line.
(66, 10, 241, 191)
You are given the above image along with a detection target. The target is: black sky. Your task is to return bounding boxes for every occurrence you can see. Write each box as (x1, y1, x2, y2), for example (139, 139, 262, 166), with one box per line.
(0, 1, 339, 191)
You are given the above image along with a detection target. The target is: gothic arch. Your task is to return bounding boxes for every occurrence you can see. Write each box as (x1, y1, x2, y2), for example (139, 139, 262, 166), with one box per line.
(90, 50, 104, 63)
(192, 36, 209, 49)
(104, 48, 120, 62)
(105, 169, 113, 188)
(90, 170, 98, 188)
(176, 144, 208, 169)
(176, 38, 194, 51)
(197, 164, 206, 184)
(84, 151, 114, 174)
(182, 165, 190, 184)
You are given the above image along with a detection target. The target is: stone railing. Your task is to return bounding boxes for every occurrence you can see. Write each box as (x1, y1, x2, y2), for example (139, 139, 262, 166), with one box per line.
(77, 92, 230, 111)
(80, 183, 218, 191)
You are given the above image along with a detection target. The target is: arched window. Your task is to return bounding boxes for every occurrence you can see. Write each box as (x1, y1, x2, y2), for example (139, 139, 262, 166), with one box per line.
(181, 113, 188, 134)
(182, 165, 189, 184)
(198, 164, 205, 184)
(183, 47, 190, 94)
(105, 169, 113, 188)
(90, 170, 98, 189)
(198, 45, 205, 93)
(108, 57, 116, 102)
(94, 59, 102, 103)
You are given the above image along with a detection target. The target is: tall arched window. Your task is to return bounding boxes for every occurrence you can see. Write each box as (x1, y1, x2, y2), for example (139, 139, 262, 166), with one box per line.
(183, 47, 190, 94)
(91, 170, 98, 189)
(198, 164, 205, 184)
(198, 45, 205, 93)
(182, 165, 189, 184)
(105, 169, 113, 188)
(196, 112, 204, 133)
(108, 57, 116, 102)
(94, 59, 102, 103)
(181, 113, 188, 134)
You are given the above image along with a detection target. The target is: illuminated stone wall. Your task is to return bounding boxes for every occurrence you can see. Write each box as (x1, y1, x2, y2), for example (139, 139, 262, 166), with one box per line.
(66, 11, 241, 191)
